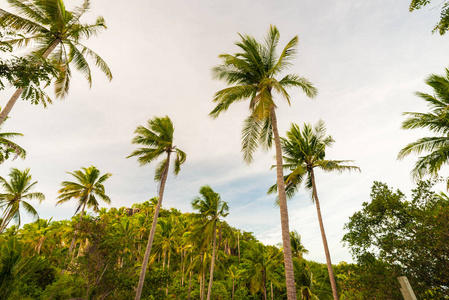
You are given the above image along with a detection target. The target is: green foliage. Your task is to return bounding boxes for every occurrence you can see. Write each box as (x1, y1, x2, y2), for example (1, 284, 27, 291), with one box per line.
(343, 180, 449, 298)
(128, 116, 186, 181)
(0, 125, 26, 165)
(268, 121, 359, 199)
(211, 25, 317, 163)
(56, 166, 112, 214)
(409, 0, 449, 34)
(41, 273, 85, 300)
(0, 0, 112, 99)
(0, 168, 44, 233)
(399, 69, 449, 181)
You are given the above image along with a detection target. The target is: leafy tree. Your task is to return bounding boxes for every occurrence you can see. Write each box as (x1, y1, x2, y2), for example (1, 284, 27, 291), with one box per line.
(0, 0, 112, 126)
(210, 25, 317, 300)
(0, 29, 57, 98)
(56, 166, 112, 255)
(269, 121, 359, 300)
(343, 180, 449, 298)
(409, 0, 449, 34)
(0, 168, 44, 233)
(191, 185, 229, 300)
(128, 115, 186, 300)
(398, 69, 449, 184)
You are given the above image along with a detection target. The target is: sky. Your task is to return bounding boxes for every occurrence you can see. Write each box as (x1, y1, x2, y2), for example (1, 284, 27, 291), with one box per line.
(1, 0, 449, 264)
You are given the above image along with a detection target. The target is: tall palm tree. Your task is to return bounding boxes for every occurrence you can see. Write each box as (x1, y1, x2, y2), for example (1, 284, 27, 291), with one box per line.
(0, 0, 112, 126)
(56, 165, 111, 255)
(269, 121, 360, 300)
(128, 115, 186, 300)
(0, 168, 44, 233)
(398, 69, 449, 183)
(210, 25, 317, 299)
(191, 185, 229, 300)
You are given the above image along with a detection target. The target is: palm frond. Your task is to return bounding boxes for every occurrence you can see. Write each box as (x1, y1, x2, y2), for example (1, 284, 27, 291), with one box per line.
(173, 148, 186, 176)
(241, 115, 262, 164)
(210, 85, 256, 118)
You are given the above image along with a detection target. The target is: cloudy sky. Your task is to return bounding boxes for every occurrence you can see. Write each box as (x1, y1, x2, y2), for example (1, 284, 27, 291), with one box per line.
(1, 0, 449, 264)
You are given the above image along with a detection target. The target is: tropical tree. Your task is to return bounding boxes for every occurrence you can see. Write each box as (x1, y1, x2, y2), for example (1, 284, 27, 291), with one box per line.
(398, 69, 449, 185)
(127, 115, 186, 300)
(269, 121, 360, 300)
(0, 0, 112, 126)
(0, 168, 44, 233)
(210, 25, 317, 300)
(240, 243, 283, 300)
(56, 165, 112, 255)
(290, 230, 308, 259)
(191, 185, 229, 300)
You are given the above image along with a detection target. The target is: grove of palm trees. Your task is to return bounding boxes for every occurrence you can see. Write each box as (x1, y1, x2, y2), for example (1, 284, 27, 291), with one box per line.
(1, 0, 449, 299)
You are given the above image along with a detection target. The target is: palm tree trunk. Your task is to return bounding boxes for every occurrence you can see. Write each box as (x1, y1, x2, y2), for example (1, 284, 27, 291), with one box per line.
(271, 281, 273, 300)
(135, 151, 171, 300)
(0, 38, 61, 126)
(206, 221, 217, 300)
(271, 107, 297, 300)
(0, 206, 13, 233)
(310, 170, 339, 300)
(201, 265, 205, 300)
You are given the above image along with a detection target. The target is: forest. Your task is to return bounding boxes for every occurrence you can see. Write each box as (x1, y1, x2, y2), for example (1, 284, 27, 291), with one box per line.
(0, 0, 449, 299)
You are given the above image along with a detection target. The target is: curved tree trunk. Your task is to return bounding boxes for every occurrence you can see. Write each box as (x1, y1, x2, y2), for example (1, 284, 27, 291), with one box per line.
(206, 221, 217, 300)
(0, 38, 60, 126)
(135, 151, 171, 300)
(271, 107, 297, 300)
(310, 170, 339, 300)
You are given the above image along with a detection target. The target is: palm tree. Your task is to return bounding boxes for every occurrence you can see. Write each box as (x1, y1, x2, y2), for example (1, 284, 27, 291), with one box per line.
(0, 125, 26, 164)
(210, 25, 317, 299)
(240, 243, 282, 300)
(269, 121, 360, 300)
(0, 168, 44, 233)
(191, 185, 229, 300)
(56, 165, 111, 255)
(127, 115, 186, 300)
(398, 69, 449, 184)
(290, 230, 308, 259)
(0, 0, 112, 126)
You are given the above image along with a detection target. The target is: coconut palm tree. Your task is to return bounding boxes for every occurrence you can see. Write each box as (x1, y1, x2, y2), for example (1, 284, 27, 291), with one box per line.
(398, 69, 449, 184)
(191, 185, 229, 300)
(290, 230, 308, 259)
(0, 0, 112, 126)
(0, 168, 44, 233)
(269, 121, 360, 300)
(128, 115, 186, 300)
(210, 25, 317, 299)
(56, 165, 112, 255)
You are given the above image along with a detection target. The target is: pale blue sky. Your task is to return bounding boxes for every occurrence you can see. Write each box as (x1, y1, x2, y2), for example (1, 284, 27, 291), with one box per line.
(1, 0, 449, 263)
